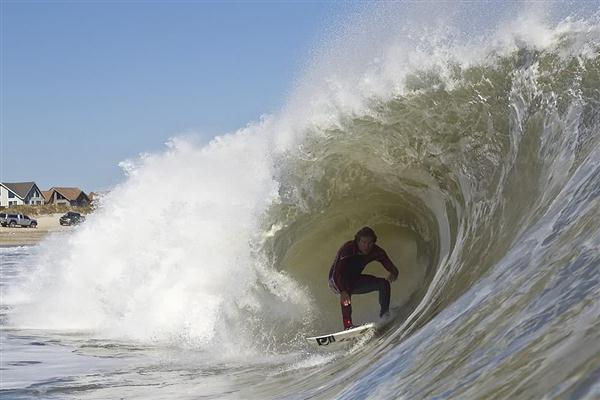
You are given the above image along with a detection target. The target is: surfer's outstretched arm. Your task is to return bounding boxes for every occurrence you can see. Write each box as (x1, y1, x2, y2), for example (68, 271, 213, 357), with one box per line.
(373, 246, 399, 282)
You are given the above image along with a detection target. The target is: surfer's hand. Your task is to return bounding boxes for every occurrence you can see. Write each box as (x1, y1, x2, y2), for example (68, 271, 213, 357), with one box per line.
(387, 271, 398, 282)
(340, 291, 351, 306)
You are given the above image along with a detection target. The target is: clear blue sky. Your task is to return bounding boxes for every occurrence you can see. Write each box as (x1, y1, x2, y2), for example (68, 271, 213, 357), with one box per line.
(1, 1, 358, 192)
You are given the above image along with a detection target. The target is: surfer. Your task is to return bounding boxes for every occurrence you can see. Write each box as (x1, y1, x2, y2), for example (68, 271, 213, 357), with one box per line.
(328, 227, 399, 329)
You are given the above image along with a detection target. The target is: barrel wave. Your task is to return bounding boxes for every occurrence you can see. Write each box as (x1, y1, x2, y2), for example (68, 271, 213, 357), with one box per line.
(2, 4, 599, 399)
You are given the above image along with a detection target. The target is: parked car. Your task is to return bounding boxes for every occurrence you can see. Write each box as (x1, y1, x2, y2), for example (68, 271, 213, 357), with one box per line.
(59, 211, 85, 226)
(1, 213, 37, 228)
(0, 213, 7, 226)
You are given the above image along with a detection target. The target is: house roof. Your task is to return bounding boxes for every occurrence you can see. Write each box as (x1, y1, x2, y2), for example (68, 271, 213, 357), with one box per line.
(42, 190, 53, 202)
(1, 182, 36, 199)
(49, 187, 88, 201)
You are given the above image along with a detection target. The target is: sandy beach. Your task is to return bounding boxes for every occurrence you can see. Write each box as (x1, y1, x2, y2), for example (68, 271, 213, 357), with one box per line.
(0, 214, 75, 246)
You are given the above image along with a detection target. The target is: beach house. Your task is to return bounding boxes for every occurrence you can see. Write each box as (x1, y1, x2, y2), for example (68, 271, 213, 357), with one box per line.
(0, 182, 45, 207)
(43, 187, 90, 207)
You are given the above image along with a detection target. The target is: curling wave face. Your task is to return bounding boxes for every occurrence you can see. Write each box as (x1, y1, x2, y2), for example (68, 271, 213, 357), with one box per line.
(5, 8, 599, 398)
(263, 24, 599, 340)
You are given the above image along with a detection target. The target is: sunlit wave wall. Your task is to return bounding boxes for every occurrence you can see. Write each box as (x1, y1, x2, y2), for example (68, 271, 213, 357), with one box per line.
(7, 2, 599, 366)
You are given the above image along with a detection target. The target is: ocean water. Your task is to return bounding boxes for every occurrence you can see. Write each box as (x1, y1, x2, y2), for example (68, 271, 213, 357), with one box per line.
(1, 3, 599, 399)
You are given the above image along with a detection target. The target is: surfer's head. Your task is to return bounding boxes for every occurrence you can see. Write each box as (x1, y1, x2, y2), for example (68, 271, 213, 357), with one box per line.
(355, 226, 377, 254)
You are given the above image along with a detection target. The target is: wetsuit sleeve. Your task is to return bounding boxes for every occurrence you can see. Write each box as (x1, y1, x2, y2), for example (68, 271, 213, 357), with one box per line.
(332, 242, 354, 293)
(333, 257, 351, 293)
(375, 247, 399, 275)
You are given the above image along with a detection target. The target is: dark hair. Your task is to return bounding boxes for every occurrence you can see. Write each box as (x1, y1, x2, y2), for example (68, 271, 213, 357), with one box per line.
(354, 226, 377, 243)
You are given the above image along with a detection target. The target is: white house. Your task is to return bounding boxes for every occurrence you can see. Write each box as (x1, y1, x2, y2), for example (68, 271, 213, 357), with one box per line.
(0, 182, 45, 208)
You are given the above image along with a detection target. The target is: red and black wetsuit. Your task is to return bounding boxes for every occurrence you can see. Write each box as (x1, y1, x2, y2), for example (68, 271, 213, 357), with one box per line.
(328, 240, 399, 329)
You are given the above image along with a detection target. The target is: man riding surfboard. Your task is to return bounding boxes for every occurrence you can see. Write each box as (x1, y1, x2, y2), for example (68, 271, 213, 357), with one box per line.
(328, 227, 399, 329)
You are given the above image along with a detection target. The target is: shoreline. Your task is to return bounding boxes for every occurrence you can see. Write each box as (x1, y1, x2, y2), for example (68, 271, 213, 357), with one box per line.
(0, 213, 75, 246)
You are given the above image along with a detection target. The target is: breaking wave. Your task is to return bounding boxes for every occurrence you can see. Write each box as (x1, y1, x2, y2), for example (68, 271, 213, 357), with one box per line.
(5, 5, 599, 397)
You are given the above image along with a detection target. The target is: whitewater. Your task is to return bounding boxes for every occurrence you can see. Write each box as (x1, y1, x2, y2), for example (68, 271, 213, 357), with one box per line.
(1, 3, 599, 399)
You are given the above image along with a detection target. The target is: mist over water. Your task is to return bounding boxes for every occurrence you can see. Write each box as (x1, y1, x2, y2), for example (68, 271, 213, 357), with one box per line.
(3, 3, 599, 399)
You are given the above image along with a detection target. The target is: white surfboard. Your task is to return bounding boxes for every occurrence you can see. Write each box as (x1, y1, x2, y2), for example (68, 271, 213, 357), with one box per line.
(306, 323, 376, 347)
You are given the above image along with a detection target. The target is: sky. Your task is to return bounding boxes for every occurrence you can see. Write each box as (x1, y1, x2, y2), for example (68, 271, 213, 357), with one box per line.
(1, 1, 359, 193)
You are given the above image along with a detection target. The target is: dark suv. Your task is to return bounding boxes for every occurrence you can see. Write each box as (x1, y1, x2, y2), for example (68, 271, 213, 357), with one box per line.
(59, 211, 85, 226)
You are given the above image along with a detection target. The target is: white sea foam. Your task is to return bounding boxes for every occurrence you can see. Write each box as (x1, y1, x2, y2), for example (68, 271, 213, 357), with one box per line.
(8, 122, 312, 356)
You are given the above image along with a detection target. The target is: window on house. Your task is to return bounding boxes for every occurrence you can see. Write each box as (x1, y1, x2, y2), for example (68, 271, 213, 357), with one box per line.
(8, 191, 15, 198)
